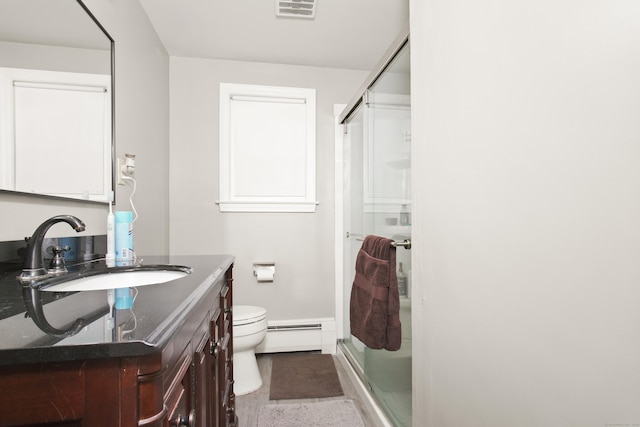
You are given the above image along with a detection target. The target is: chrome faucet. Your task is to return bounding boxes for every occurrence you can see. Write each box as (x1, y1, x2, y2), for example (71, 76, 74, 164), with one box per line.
(19, 215, 86, 281)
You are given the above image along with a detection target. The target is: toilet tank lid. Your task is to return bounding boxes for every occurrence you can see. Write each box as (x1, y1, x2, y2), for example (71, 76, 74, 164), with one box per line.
(234, 305, 267, 321)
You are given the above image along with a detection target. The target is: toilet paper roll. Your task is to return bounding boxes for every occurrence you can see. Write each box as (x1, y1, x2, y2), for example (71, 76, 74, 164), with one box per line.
(255, 267, 274, 282)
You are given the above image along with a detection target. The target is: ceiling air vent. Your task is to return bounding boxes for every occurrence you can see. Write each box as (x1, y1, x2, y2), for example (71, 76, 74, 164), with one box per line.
(276, 0, 316, 19)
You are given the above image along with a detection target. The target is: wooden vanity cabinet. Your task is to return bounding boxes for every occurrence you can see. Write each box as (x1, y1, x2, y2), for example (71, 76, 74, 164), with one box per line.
(0, 264, 237, 427)
(152, 266, 238, 427)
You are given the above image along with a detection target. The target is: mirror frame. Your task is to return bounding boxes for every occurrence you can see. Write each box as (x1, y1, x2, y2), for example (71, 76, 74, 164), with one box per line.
(77, 0, 115, 205)
(0, 0, 115, 204)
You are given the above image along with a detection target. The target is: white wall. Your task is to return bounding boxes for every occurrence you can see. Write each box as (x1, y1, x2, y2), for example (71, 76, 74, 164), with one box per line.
(169, 57, 367, 320)
(0, 41, 109, 74)
(411, 1, 640, 426)
(1, 0, 170, 256)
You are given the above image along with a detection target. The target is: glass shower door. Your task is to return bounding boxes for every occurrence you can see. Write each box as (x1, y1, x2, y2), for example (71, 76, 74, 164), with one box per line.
(342, 104, 367, 370)
(341, 40, 412, 427)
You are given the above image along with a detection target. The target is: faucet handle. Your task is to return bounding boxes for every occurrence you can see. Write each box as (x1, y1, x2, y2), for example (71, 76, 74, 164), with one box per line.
(48, 246, 69, 274)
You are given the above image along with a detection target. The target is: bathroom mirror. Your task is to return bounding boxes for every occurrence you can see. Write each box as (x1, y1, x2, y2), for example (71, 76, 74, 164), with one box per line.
(0, 0, 114, 203)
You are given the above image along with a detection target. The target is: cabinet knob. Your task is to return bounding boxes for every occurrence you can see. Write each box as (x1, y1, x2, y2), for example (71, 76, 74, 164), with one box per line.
(172, 409, 195, 427)
(210, 340, 220, 357)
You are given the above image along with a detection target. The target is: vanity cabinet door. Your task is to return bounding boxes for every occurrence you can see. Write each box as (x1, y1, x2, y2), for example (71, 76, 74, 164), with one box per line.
(219, 283, 231, 427)
(164, 354, 194, 427)
(209, 308, 222, 427)
(219, 274, 237, 427)
(194, 330, 215, 427)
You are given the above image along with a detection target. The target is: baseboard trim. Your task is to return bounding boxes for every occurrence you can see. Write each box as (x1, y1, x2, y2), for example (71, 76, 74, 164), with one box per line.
(255, 318, 336, 354)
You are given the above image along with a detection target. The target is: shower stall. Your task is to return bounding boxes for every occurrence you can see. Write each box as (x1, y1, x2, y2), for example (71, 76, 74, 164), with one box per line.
(336, 33, 411, 427)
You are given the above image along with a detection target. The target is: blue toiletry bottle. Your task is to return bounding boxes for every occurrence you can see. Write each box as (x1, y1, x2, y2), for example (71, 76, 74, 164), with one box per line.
(114, 211, 134, 261)
(115, 287, 134, 310)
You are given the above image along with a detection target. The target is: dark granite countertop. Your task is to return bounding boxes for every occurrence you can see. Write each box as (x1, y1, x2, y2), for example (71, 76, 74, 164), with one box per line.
(0, 254, 234, 366)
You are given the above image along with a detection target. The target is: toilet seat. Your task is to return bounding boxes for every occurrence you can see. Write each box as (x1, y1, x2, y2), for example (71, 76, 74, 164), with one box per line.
(233, 305, 267, 326)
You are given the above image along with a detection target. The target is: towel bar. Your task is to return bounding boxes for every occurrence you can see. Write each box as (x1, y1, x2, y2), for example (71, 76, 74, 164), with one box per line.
(353, 236, 412, 250)
(391, 239, 412, 250)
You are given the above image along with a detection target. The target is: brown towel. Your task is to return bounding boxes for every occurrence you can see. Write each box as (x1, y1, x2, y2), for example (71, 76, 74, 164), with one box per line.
(349, 235, 401, 351)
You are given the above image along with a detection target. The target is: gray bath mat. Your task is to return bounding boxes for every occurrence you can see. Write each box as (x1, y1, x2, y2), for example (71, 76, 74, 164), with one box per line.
(257, 399, 364, 427)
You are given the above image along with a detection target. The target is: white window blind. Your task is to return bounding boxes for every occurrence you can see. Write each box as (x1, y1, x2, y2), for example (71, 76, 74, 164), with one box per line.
(218, 83, 317, 212)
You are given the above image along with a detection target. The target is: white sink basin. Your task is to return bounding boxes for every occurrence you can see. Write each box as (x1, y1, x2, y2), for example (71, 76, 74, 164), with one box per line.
(41, 269, 189, 292)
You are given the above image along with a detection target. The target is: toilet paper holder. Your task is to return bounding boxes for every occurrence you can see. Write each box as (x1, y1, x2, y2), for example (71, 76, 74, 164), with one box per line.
(253, 263, 275, 282)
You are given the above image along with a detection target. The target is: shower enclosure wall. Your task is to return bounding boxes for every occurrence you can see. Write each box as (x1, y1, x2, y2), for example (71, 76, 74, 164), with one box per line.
(337, 34, 411, 427)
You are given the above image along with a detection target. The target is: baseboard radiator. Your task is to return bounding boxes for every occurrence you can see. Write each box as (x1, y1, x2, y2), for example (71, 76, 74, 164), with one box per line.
(255, 318, 336, 354)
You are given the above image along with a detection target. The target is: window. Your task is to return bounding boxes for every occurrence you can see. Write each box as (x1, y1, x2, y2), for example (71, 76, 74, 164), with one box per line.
(0, 68, 111, 201)
(218, 83, 317, 212)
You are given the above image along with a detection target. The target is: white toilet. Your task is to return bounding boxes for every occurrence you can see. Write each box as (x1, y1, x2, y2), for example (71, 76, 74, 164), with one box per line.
(232, 305, 267, 395)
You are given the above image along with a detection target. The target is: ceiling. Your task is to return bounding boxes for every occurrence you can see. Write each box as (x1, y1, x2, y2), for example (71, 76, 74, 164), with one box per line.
(138, 0, 409, 71)
(0, 0, 111, 50)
